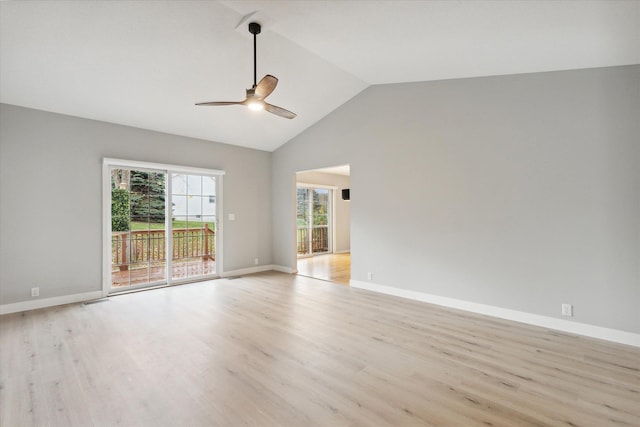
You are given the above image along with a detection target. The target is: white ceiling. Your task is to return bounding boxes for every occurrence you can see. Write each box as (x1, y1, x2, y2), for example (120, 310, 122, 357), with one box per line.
(1, 1, 638, 152)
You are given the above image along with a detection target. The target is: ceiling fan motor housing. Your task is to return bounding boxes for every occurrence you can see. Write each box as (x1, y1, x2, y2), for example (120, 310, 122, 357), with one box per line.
(248, 22, 261, 35)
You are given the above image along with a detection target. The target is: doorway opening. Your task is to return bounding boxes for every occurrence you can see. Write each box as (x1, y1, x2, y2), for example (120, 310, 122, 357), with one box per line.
(104, 159, 224, 294)
(295, 165, 350, 285)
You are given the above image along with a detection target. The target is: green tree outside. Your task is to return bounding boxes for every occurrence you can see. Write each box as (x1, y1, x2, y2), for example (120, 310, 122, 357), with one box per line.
(129, 171, 166, 223)
(111, 188, 130, 232)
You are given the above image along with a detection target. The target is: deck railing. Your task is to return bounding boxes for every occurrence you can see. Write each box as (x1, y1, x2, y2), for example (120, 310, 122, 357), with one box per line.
(297, 226, 329, 254)
(112, 226, 214, 270)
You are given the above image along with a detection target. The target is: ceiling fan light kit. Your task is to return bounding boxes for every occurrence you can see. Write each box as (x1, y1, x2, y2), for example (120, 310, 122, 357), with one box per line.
(196, 22, 296, 119)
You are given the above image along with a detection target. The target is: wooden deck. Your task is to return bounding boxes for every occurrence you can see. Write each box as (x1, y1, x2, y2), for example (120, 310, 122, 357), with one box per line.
(111, 227, 215, 288)
(111, 259, 216, 288)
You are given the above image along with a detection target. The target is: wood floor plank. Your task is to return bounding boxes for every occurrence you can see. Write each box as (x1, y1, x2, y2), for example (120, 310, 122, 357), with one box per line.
(1, 271, 639, 426)
(297, 253, 351, 285)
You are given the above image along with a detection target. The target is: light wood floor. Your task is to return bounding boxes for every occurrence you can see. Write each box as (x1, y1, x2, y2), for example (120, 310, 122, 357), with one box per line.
(297, 253, 350, 285)
(1, 272, 639, 426)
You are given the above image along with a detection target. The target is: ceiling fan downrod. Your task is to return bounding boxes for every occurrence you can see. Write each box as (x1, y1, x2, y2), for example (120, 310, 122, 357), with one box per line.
(248, 22, 261, 89)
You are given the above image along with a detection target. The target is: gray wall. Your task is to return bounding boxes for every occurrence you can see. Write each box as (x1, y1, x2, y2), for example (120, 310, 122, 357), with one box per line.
(273, 65, 640, 334)
(296, 170, 351, 253)
(0, 104, 272, 305)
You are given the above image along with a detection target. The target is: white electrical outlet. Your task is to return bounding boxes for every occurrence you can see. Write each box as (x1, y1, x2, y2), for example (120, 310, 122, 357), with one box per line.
(31, 287, 39, 297)
(561, 304, 573, 317)
(254, 258, 259, 265)
(367, 272, 372, 280)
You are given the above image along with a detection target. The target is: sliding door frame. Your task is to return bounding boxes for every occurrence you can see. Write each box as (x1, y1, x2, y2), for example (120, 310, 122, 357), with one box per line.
(102, 158, 225, 296)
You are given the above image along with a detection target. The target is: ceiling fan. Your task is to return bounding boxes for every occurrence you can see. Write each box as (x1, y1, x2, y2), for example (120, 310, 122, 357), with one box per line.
(196, 22, 296, 119)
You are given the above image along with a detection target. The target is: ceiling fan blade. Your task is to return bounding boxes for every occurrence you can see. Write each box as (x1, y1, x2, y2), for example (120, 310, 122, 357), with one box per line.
(195, 101, 245, 106)
(264, 102, 296, 119)
(254, 75, 278, 99)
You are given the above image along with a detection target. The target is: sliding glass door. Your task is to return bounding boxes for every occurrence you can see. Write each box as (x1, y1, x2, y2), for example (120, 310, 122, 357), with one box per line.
(170, 174, 217, 280)
(296, 187, 331, 257)
(110, 168, 167, 289)
(105, 159, 223, 293)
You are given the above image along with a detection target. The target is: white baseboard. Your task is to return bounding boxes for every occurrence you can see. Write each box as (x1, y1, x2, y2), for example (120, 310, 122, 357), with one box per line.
(350, 280, 640, 348)
(221, 265, 296, 277)
(221, 265, 277, 277)
(334, 250, 351, 254)
(271, 265, 296, 274)
(0, 291, 104, 315)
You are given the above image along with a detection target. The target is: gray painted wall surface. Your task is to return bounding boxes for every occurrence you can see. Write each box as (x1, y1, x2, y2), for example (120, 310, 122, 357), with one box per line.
(296, 170, 351, 253)
(0, 105, 272, 305)
(273, 66, 640, 334)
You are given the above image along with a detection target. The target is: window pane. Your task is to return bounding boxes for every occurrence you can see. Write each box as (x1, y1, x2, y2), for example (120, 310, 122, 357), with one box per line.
(313, 189, 329, 226)
(187, 195, 202, 219)
(130, 170, 149, 194)
(172, 174, 187, 195)
(296, 188, 309, 227)
(149, 216, 165, 228)
(172, 195, 187, 219)
(202, 216, 215, 232)
(187, 175, 202, 195)
(149, 195, 165, 221)
(203, 196, 216, 215)
(172, 216, 188, 267)
(202, 176, 216, 196)
(148, 172, 165, 195)
(130, 193, 149, 225)
(185, 218, 199, 229)
(111, 168, 130, 191)
(172, 216, 187, 229)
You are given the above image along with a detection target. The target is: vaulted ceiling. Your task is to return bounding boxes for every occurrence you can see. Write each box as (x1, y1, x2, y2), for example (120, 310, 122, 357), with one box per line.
(1, 1, 638, 151)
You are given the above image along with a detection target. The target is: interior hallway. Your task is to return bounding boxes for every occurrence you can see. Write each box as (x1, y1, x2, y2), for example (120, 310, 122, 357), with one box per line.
(297, 253, 350, 285)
